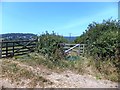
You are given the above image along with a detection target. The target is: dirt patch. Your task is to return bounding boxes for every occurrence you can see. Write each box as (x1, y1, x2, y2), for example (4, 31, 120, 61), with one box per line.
(0, 59, 119, 88)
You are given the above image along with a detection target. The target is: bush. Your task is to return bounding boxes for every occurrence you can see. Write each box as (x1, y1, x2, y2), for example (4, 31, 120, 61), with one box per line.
(74, 19, 120, 79)
(37, 31, 68, 61)
(74, 19, 119, 60)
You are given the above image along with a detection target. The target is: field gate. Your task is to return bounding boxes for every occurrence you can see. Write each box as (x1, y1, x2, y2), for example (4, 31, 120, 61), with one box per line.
(0, 39, 38, 58)
(63, 43, 85, 56)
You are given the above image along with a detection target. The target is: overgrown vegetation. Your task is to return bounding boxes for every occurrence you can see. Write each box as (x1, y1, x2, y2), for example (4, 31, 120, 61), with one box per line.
(75, 19, 119, 60)
(14, 52, 119, 82)
(37, 31, 68, 61)
(74, 19, 120, 81)
(15, 53, 69, 71)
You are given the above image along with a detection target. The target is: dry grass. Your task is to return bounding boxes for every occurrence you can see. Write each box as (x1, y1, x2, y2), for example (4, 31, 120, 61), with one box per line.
(1, 59, 53, 87)
(84, 57, 119, 82)
(2, 52, 119, 83)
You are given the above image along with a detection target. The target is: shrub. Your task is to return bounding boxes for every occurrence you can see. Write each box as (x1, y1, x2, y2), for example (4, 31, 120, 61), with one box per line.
(37, 31, 68, 61)
(74, 19, 119, 60)
(74, 19, 120, 80)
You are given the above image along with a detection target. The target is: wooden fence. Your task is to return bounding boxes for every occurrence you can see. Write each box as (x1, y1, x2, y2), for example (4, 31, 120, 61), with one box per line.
(0, 39, 85, 58)
(0, 39, 38, 58)
(63, 43, 85, 55)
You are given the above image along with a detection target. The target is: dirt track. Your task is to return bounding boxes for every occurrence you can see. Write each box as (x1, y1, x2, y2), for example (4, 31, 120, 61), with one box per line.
(0, 60, 119, 88)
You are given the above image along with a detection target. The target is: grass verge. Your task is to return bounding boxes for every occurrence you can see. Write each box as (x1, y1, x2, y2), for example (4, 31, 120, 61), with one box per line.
(12, 52, 119, 82)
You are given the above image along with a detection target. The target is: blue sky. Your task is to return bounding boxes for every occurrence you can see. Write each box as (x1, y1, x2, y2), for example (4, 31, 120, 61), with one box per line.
(1, 2, 118, 36)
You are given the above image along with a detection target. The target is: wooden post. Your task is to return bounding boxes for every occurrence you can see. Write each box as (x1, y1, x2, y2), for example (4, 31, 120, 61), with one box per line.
(79, 44, 80, 55)
(6, 42, 8, 57)
(80, 44, 82, 55)
(80, 44, 84, 56)
(82, 44, 85, 57)
(0, 42, 2, 58)
(83, 44, 85, 54)
(35, 37, 38, 52)
(12, 42, 14, 56)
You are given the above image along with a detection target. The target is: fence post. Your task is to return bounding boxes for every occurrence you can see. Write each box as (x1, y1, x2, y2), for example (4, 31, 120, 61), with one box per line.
(12, 42, 14, 56)
(0, 42, 2, 58)
(36, 37, 39, 52)
(6, 42, 8, 57)
(83, 44, 85, 56)
(79, 44, 80, 55)
(80, 44, 82, 55)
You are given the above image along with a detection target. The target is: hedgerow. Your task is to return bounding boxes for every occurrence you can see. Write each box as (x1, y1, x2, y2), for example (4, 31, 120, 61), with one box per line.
(74, 19, 119, 60)
(37, 31, 68, 61)
(74, 19, 120, 76)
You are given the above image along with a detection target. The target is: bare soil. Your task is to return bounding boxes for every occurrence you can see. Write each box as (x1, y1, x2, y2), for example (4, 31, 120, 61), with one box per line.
(0, 59, 119, 88)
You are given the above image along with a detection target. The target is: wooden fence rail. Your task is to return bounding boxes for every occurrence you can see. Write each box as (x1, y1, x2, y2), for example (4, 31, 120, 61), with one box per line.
(63, 43, 85, 55)
(0, 39, 85, 58)
(0, 39, 38, 58)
